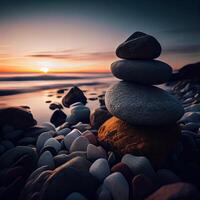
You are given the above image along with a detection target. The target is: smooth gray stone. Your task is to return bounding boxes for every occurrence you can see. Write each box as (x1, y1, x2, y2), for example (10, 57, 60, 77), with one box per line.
(87, 144, 106, 162)
(57, 128, 71, 136)
(44, 138, 61, 152)
(103, 172, 129, 200)
(111, 60, 172, 85)
(89, 158, 110, 182)
(69, 136, 90, 153)
(37, 151, 55, 169)
(64, 129, 81, 150)
(105, 81, 184, 125)
(122, 154, 157, 181)
(36, 131, 53, 152)
(42, 122, 56, 131)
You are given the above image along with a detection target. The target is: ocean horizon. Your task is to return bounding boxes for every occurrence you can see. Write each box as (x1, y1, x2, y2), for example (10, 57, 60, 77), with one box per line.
(0, 72, 113, 96)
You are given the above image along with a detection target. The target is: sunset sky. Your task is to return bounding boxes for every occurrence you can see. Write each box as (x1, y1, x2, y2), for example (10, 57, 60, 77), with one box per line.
(0, 0, 200, 73)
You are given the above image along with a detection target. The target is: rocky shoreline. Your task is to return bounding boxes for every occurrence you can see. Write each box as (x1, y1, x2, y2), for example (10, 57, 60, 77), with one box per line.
(1, 32, 200, 200)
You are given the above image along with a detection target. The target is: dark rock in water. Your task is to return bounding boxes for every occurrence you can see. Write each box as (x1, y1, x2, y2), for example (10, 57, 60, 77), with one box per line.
(57, 89, 66, 94)
(49, 102, 63, 110)
(146, 182, 200, 200)
(50, 109, 67, 127)
(62, 86, 87, 107)
(111, 60, 172, 85)
(0, 106, 37, 130)
(90, 107, 112, 129)
(39, 157, 98, 200)
(172, 62, 200, 81)
(98, 117, 181, 167)
(116, 31, 161, 60)
(89, 97, 98, 101)
(105, 82, 184, 125)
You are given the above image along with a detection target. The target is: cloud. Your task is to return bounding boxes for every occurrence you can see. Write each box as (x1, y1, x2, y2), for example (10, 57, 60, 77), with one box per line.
(27, 49, 115, 61)
(163, 44, 200, 55)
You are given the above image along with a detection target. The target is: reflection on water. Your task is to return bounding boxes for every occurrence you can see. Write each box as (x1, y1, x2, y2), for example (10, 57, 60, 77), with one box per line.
(0, 73, 116, 124)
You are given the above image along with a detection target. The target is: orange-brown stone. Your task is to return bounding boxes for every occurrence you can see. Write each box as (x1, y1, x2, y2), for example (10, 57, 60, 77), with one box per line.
(98, 116, 181, 168)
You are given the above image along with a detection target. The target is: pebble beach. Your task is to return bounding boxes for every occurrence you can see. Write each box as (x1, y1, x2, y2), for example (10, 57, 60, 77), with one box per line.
(1, 31, 200, 200)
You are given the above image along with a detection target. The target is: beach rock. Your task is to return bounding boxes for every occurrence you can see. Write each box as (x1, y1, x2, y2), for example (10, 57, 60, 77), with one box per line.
(111, 162, 134, 184)
(37, 151, 55, 169)
(42, 122, 56, 131)
(57, 128, 71, 136)
(82, 130, 97, 145)
(54, 135, 64, 143)
(105, 82, 184, 125)
(181, 122, 200, 133)
(0, 106, 37, 130)
(90, 107, 112, 129)
(49, 102, 63, 110)
(179, 112, 200, 124)
(57, 88, 66, 94)
(97, 186, 112, 200)
(65, 192, 87, 200)
(64, 129, 82, 150)
(50, 109, 67, 127)
(98, 116, 180, 167)
(185, 104, 200, 112)
(146, 182, 200, 200)
(67, 105, 90, 124)
(17, 137, 36, 146)
(53, 154, 69, 167)
(116, 31, 161, 60)
(132, 174, 154, 199)
(39, 157, 98, 200)
(103, 172, 129, 200)
(3, 129, 23, 141)
(0, 146, 37, 170)
(44, 138, 61, 152)
(36, 131, 53, 152)
(122, 154, 157, 181)
(89, 158, 110, 182)
(111, 60, 172, 85)
(157, 169, 180, 185)
(62, 86, 87, 107)
(56, 122, 70, 131)
(26, 125, 50, 137)
(1, 140, 15, 150)
(87, 144, 106, 161)
(69, 136, 90, 153)
(108, 152, 117, 167)
(70, 102, 84, 107)
(177, 62, 200, 80)
(71, 122, 91, 132)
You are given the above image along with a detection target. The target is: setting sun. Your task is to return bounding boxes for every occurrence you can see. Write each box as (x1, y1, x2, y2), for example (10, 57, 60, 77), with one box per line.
(40, 67, 49, 73)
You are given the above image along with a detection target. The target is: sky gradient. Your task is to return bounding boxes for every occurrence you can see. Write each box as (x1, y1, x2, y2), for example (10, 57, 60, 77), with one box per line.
(0, 0, 200, 72)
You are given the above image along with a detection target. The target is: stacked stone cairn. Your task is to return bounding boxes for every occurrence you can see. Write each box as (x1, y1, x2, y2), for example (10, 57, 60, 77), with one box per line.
(98, 32, 185, 168)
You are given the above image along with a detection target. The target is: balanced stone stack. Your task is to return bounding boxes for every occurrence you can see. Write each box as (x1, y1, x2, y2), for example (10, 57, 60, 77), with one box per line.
(98, 32, 185, 167)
